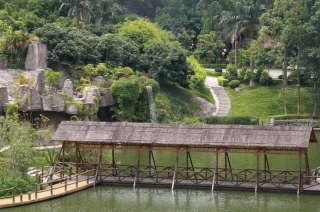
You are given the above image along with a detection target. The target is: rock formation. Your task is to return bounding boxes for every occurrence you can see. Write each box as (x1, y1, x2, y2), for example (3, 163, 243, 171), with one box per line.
(0, 42, 115, 118)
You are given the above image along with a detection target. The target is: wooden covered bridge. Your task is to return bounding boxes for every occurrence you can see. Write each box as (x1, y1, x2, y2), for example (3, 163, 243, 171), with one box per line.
(52, 121, 320, 193)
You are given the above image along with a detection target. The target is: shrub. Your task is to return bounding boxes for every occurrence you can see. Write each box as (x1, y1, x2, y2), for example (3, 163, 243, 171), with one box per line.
(272, 78, 294, 86)
(201, 64, 227, 69)
(187, 56, 207, 88)
(238, 67, 251, 84)
(272, 78, 282, 85)
(224, 64, 238, 78)
(227, 76, 237, 81)
(200, 116, 259, 125)
(229, 80, 240, 89)
(206, 70, 222, 77)
(269, 114, 310, 120)
(214, 68, 223, 72)
(217, 76, 228, 86)
(259, 71, 273, 86)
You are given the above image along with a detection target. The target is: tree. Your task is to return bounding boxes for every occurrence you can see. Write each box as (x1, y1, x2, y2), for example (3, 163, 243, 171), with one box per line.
(91, 0, 124, 34)
(193, 31, 225, 64)
(0, 107, 53, 180)
(220, 0, 266, 86)
(3, 29, 36, 67)
(155, 0, 202, 36)
(35, 24, 101, 65)
(98, 34, 141, 70)
(143, 42, 193, 86)
(299, 0, 320, 117)
(110, 75, 159, 121)
(117, 18, 175, 53)
(59, 0, 92, 29)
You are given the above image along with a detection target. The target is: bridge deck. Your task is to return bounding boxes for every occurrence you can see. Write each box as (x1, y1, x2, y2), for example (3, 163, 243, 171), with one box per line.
(0, 176, 95, 209)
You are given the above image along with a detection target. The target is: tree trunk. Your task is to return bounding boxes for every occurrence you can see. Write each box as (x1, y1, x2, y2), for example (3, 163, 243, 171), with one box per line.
(312, 74, 318, 118)
(249, 53, 255, 86)
(297, 48, 300, 115)
(282, 86, 287, 115)
(235, 40, 239, 69)
(297, 65, 300, 115)
(283, 42, 288, 87)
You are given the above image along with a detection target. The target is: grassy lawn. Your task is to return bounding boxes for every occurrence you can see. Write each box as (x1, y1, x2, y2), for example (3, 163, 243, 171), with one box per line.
(225, 85, 314, 124)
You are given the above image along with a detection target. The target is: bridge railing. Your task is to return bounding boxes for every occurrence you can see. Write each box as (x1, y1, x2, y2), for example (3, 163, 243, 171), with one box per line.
(0, 187, 15, 202)
(32, 169, 96, 200)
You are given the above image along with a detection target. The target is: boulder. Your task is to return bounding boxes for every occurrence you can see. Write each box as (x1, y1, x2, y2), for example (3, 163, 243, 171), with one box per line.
(18, 85, 31, 111)
(66, 102, 78, 114)
(93, 76, 107, 88)
(62, 79, 73, 97)
(29, 89, 43, 110)
(99, 88, 115, 107)
(0, 87, 8, 111)
(51, 94, 65, 112)
(192, 96, 216, 117)
(42, 95, 52, 111)
(0, 55, 7, 69)
(25, 42, 47, 71)
(33, 69, 45, 93)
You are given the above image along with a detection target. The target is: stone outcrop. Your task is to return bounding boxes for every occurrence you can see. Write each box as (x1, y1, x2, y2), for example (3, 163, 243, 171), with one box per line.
(0, 42, 116, 117)
(192, 96, 216, 117)
(0, 87, 8, 111)
(25, 42, 47, 71)
(62, 79, 73, 97)
(0, 55, 7, 69)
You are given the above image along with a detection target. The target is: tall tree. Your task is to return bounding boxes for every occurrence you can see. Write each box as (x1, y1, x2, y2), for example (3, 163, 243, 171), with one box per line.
(59, 0, 92, 29)
(91, 0, 124, 34)
(219, 0, 266, 86)
(299, 0, 320, 117)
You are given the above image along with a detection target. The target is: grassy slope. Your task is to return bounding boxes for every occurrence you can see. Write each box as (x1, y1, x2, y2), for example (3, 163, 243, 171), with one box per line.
(156, 82, 214, 122)
(225, 85, 314, 124)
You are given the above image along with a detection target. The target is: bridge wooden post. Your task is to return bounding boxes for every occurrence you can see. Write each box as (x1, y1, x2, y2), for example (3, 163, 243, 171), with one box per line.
(305, 152, 310, 184)
(255, 149, 260, 193)
(215, 148, 219, 187)
(172, 148, 179, 190)
(136, 146, 141, 182)
(62, 143, 65, 178)
(298, 149, 302, 194)
(75, 143, 79, 176)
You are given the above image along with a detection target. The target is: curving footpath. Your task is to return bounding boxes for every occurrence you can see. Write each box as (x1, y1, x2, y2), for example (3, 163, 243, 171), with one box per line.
(205, 76, 231, 116)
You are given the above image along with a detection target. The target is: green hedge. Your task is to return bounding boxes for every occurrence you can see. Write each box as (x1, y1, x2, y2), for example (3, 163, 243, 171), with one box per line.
(200, 116, 259, 125)
(272, 78, 294, 85)
(206, 70, 222, 77)
(217, 76, 228, 86)
(269, 114, 310, 120)
(202, 64, 227, 69)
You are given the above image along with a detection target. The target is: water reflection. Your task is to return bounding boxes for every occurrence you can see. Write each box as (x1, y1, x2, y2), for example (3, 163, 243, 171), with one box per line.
(3, 186, 320, 212)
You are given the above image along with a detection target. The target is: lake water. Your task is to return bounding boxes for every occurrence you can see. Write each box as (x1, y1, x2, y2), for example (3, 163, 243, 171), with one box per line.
(3, 185, 320, 212)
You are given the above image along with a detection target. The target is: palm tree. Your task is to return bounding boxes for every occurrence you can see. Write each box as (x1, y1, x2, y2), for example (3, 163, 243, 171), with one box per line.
(3, 29, 38, 68)
(91, 0, 124, 34)
(59, 0, 92, 29)
(220, 0, 266, 86)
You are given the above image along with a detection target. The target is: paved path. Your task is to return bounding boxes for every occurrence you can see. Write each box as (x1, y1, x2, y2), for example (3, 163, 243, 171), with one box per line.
(0, 176, 96, 209)
(205, 76, 231, 116)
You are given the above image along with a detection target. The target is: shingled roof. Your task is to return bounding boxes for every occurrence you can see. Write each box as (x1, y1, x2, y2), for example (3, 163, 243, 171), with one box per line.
(52, 121, 317, 150)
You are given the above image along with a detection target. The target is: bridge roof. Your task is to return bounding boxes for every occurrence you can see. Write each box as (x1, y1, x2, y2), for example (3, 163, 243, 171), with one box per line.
(52, 121, 317, 150)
